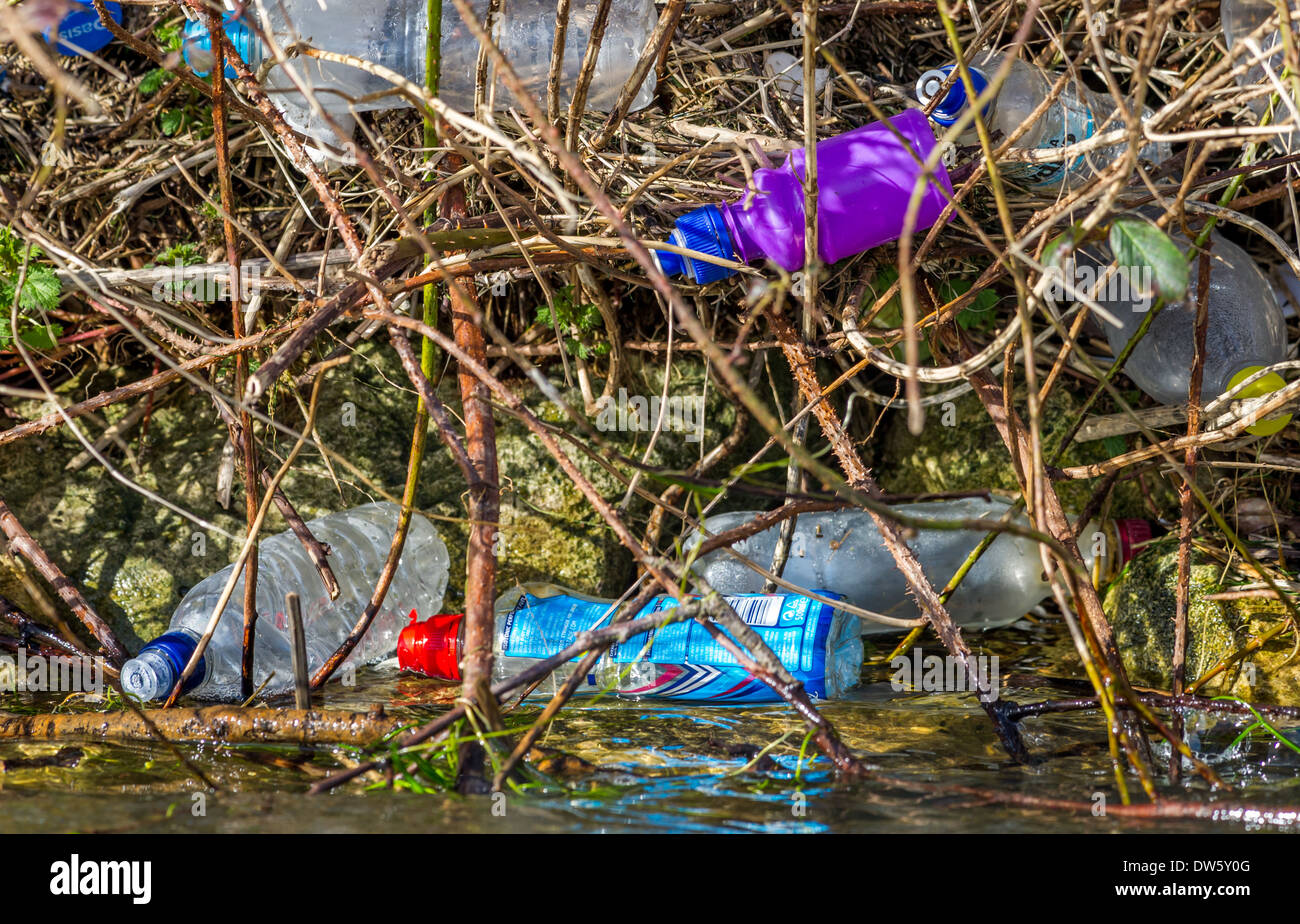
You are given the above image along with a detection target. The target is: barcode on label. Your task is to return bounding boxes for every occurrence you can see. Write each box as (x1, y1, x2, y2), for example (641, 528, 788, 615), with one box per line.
(724, 594, 783, 627)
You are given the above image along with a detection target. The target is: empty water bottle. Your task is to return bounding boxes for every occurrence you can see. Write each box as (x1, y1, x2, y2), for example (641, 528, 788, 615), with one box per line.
(398, 583, 864, 701)
(121, 502, 450, 702)
(1220, 0, 1291, 124)
(655, 109, 953, 284)
(181, 0, 658, 161)
(686, 497, 1152, 635)
(915, 52, 1170, 189)
(1080, 220, 1291, 433)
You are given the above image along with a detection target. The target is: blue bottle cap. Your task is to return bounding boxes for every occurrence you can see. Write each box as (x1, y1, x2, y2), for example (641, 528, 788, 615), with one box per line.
(182, 14, 260, 79)
(48, 1, 122, 57)
(657, 204, 737, 285)
(916, 64, 989, 126)
(147, 631, 206, 693)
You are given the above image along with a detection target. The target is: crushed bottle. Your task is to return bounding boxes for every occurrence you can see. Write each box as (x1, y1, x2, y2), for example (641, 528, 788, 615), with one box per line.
(654, 108, 953, 284)
(915, 51, 1170, 190)
(686, 496, 1152, 635)
(181, 0, 659, 165)
(121, 502, 449, 702)
(398, 583, 864, 702)
(1078, 217, 1292, 434)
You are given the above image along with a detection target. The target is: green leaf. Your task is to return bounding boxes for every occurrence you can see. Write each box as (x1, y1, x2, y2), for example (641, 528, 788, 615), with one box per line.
(535, 285, 606, 360)
(0, 226, 44, 277)
(19, 320, 63, 351)
(1108, 215, 1188, 303)
(159, 109, 186, 136)
(1041, 223, 1088, 272)
(940, 277, 999, 332)
(15, 265, 61, 314)
(151, 242, 205, 268)
(154, 20, 183, 51)
(139, 68, 169, 97)
(863, 265, 901, 328)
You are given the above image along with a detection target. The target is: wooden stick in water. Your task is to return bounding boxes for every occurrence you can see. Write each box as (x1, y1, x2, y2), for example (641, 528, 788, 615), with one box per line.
(286, 593, 311, 711)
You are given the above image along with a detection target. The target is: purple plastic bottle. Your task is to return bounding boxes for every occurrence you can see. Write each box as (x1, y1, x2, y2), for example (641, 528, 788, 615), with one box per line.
(655, 109, 953, 284)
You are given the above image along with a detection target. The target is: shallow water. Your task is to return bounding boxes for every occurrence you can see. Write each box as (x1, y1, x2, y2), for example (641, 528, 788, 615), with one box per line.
(3, 619, 1299, 833)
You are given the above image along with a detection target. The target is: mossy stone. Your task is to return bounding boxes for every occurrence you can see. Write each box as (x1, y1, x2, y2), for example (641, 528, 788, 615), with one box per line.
(0, 342, 733, 653)
(1103, 544, 1299, 705)
(877, 385, 1168, 518)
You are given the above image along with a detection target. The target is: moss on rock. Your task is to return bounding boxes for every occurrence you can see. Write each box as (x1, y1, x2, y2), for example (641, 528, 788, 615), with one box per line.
(1103, 544, 1300, 704)
(0, 342, 733, 652)
(877, 385, 1168, 518)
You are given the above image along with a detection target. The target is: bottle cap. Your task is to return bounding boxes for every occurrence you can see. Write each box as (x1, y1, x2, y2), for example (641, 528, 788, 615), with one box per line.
(397, 610, 463, 681)
(654, 204, 738, 284)
(120, 631, 205, 701)
(48, 1, 122, 57)
(915, 65, 989, 126)
(1227, 365, 1291, 437)
(182, 14, 261, 80)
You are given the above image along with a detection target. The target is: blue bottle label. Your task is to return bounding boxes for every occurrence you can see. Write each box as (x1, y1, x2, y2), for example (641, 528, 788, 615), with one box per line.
(500, 593, 617, 661)
(500, 591, 840, 702)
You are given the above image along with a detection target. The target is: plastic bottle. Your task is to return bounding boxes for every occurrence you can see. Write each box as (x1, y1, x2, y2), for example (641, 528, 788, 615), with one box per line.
(914, 52, 1170, 190)
(181, 0, 657, 160)
(121, 502, 449, 702)
(397, 583, 864, 702)
(654, 109, 953, 284)
(685, 497, 1153, 635)
(1080, 221, 1291, 434)
(1220, 0, 1288, 122)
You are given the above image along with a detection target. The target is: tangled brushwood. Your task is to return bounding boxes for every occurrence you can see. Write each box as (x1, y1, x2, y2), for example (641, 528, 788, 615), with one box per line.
(4, 0, 1300, 823)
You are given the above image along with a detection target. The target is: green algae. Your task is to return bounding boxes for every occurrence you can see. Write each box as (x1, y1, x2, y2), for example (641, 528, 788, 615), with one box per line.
(1104, 544, 1300, 704)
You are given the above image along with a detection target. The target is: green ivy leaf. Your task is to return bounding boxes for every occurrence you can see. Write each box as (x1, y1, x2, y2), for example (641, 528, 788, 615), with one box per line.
(1108, 215, 1188, 303)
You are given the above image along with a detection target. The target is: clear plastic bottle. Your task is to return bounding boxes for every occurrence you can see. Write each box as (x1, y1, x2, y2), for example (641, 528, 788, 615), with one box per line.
(121, 502, 449, 702)
(1220, 0, 1287, 122)
(398, 583, 864, 702)
(181, 0, 658, 157)
(915, 51, 1170, 190)
(686, 497, 1152, 635)
(1081, 221, 1291, 433)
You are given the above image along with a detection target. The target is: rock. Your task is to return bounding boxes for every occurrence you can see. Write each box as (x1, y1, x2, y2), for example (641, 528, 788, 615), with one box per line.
(1104, 544, 1299, 704)
(0, 341, 734, 653)
(877, 385, 1172, 518)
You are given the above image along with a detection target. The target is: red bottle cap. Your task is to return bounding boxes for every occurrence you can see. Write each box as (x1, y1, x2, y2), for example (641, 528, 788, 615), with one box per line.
(1114, 519, 1154, 566)
(397, 610, 464, 681)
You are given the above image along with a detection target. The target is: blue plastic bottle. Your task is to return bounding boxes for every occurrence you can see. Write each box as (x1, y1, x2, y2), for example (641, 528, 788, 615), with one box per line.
(399, 584, 863, 702)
